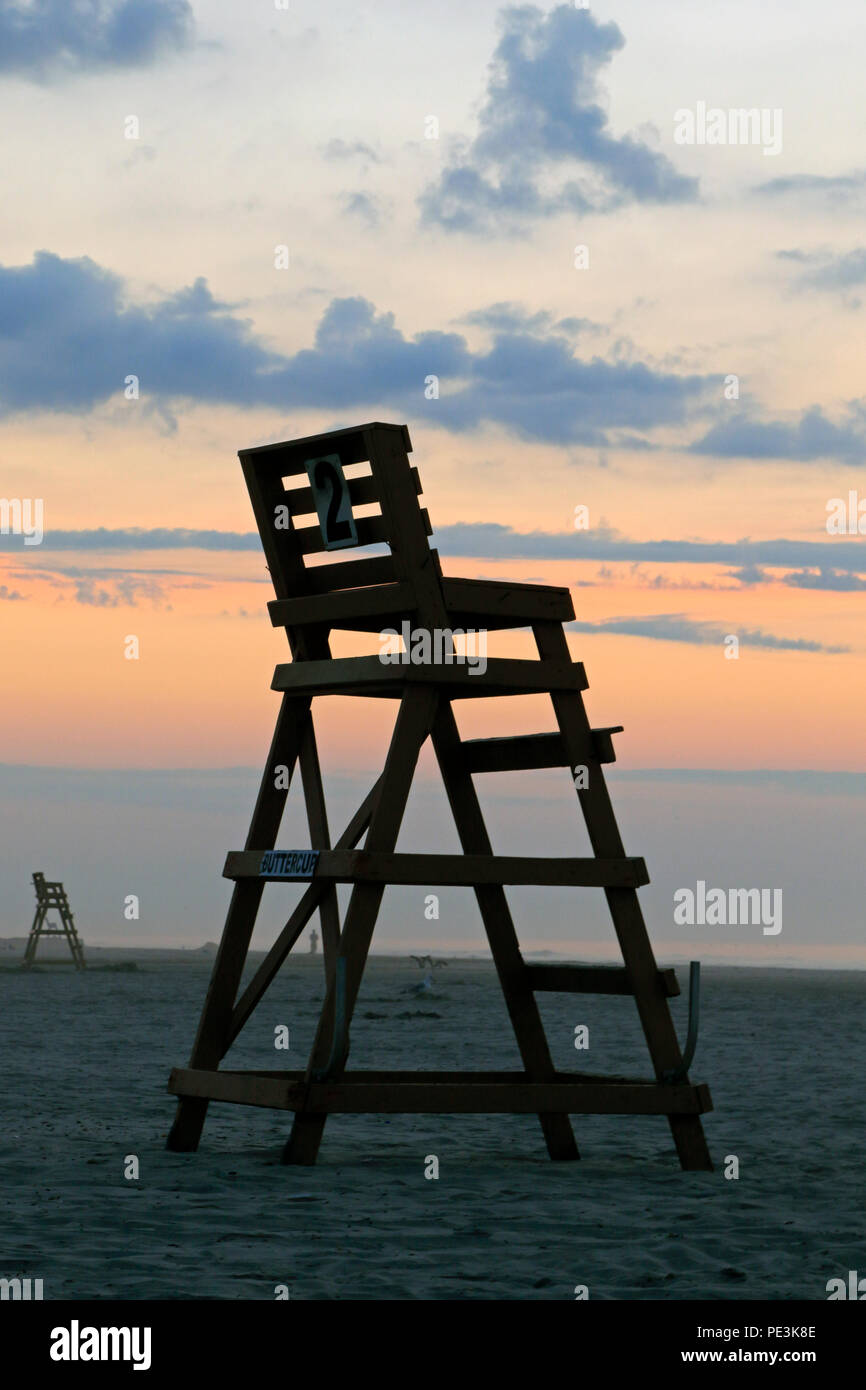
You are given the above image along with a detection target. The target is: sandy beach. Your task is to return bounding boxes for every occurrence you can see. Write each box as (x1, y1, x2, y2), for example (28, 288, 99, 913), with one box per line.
(1, 952, 862, 1300)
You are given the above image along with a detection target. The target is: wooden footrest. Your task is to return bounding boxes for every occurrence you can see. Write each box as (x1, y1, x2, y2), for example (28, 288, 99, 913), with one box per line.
(223, 849, 649, 888)
(461, 727, 624, 772)
(526, 963, 679, 996)
(168, 1068, 713, 1116)
(270, 655, 587, 698)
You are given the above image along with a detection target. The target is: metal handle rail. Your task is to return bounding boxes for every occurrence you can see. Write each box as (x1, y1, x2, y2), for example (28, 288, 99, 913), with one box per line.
(663, 960, 701, 1084)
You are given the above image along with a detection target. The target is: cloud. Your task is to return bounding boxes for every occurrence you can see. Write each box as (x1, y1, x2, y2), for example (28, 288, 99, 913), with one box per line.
(0, 583, 25, 599)
(322, 139, 381, 164)
(427, 524, 866, 577)
(725, 561, 866, 592)
(567, 613, 848, 654)
(777, 246, 866, 300)
(461, 301, 598, 337)
(0, 252, 714, 443)
(779, 567, 866, 592)
(0, 0, 194, 79)
(690, 404, 866, 464)
(70, 573, 169, 606)
(755, 169, 866, 203)
(8, 523, 866, 587)
(341, 191, 384, 227)
(0, 527, 261, 552)
(0, 254, 278, 414)
(3, 558, 213, 604)
(419, 4, 697, 233)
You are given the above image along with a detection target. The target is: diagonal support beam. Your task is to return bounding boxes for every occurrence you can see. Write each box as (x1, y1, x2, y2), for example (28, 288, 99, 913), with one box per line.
(283, 686, 439, 1164)
(298, 715, 341, 981)
(224, 774, 384, 1049)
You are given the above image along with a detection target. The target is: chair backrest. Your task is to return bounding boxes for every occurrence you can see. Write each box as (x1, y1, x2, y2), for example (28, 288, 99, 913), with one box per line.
(239, 423, 446, 648)
(240, 423, 434, 590)
(32, 872, 70, 909)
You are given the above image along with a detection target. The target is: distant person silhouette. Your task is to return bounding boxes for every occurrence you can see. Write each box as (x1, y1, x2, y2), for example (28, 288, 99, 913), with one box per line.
(309, 928, 318, 955)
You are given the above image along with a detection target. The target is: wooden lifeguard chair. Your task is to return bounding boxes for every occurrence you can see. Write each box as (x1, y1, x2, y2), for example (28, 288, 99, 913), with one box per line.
(167, 422, 712, 1169)
(24, 873, 86, 970)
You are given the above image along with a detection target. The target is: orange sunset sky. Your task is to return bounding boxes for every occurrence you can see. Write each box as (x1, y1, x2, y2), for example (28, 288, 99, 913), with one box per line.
(1, 1, 864, 961)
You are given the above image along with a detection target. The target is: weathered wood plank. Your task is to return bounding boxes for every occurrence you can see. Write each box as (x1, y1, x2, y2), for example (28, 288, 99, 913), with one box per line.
(290, 509, 432, 556)
(460, 726, 624, 773)
(238, 422, 412, 477)
(169, 1068, 713, 1116)
(526, 964, 679, 997)
(441, 576, 575, 624)
(271, 656, 588, 698)
(223, 848, 649, 888)
(281, 466, 422, 517)
(299, 554, 397, 594)
(268, 583, 417, 630)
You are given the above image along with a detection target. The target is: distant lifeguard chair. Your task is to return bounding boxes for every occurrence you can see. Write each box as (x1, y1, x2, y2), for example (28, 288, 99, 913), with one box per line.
(167, 422, 712, 1169)
(24, 873, 86, 970)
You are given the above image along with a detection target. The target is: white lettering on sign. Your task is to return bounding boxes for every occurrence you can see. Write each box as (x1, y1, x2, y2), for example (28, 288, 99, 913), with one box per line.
(260, 850, 320, 879)
(304, 454, 358, 550)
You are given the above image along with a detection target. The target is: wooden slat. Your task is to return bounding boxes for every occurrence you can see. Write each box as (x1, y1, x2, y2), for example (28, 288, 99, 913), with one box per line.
(591, 726, 624, 763)
(526, 964, 679, 997)
(238, 422, 412, 477)
(224, 849, 649, 888)
(462, 733, 565, 772)
(290, 508, 431, 556)
(282, 466, 422, 517)
(270, 656, 588, 698)
(460, 727, 623, 773)
(168, 1068, 713, 1116)
(299, 555, 397, 594)
(267, 583, 417, 630)
(442, 576, 575, 625)
(293, 514, 386, 555)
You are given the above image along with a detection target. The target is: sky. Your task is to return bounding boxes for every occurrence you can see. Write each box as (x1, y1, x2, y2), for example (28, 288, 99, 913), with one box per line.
(1, 0, 864, 964)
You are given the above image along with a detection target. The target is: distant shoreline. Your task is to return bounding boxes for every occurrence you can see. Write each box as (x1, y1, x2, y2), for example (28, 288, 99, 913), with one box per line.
(0, 940, 863, 975)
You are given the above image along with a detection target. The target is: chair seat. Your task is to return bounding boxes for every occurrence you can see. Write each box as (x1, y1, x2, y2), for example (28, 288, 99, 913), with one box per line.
(267, 574, 575, 633)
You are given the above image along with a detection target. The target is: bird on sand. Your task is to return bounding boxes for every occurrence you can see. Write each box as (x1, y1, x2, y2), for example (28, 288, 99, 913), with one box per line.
(408, 954, 448, 995)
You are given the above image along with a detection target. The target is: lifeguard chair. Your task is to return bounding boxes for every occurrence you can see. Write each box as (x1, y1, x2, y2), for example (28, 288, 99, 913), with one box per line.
(167, 422, 712, 1168)
(24, 873, 86, 970)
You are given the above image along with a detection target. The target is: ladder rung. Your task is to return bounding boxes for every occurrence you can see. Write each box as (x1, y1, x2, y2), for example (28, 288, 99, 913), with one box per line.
(525, 964, 679, 997)
(462, 727, 624, 773)
(169, 1067, 712, 1116)
(224, 849, 649, 888)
